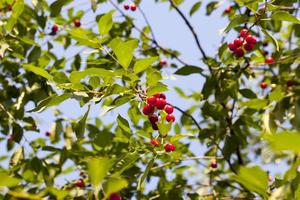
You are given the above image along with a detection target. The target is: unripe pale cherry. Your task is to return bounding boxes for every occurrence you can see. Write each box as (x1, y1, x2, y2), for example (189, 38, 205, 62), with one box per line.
(150, 139, 160, 146)
(164, 143, 175, 152)
(164, 105, 174, 114)
(234, 38, 243, 47)
(149, 114, 159, 123)
(156, 98, 166, 110)
(147, 96, 157, 106)
(260, 82, 268, 89)
(228, 42, 236, 51)
(239, 28, 249, 38)
(265, 56, 274, 64)
(142, 104, 154, 115)
(234, 47, 244, 58)
(109, 193, 122, 200)
(166, 114, 175, 122)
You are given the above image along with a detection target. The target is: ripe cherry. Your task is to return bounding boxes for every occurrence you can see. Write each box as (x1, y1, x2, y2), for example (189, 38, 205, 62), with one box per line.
(156, 98, 166, 110)
(234, 38, 243, 47)
(75, 179, 85, 188)
(287, 80, 294, 87)
(147, 96, 157, 106)
(164, 143, 175, 152)
(228, 42, 236, 51)
(142, 104, 154, 115)
(149, 114, 159, 123)
(234, 47, 244, 58)
(245, 35, 256, 45)
(150, 139, 160, 147)
(8, 5, 13, 11)
(109, 193, 122, 200)
(265, 56, 274, 64)
(239, 28, 248, 38)
(210, 161, 217, 169)
(260, 82, 268, 89)
(130, 3, 137, 11)
(73, 19, 81, 27)
(151, 122, 158, 130)
(166, 114, 175, 122)
(164, 105, 174, 114)
(224, 6, 232, 14)
(160, 59, 167, 66)
(263, 50, 268, 56)
(45, 131, 51, 137)
(123, 3, 130, 10)
(154, 93, 166, 100)
(52, 25, 59, 33)
(244, 43, 254, 51)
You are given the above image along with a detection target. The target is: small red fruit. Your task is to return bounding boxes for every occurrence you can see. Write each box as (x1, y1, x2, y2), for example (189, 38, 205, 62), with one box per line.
(75, 179, 85, 188)
(265, 56, 274, 64)
(234, 38, 243, 47)
(123, 3, 130, 10)
(224, 6, 232, 14)
(164, 143, 175, 152)
(156, 98, 166, 110)
(149, 114, 159, 123)
(263, 51, 268, 56)
(74, 19, 81, 27)
(234, 47, 244, 58)
(45, 131, 51, 137)
(109, 193, 122, 200)
(130, 3, 137, 11)
(142, 104, 154, 115)
(245, 35, 256, 45)
(147, 96, 157, 106)
(52, 25, 58, 33)
(154, 93, 166, 99)
(260, 82, 268, 89)
(164, 105, 174, 114)
(287, 80, 294, 87)
(160, 59, 167, 66)
(166, 114, 175, 122)
(210, 161, 217, 169)
(8, 5, 13, 11)
(150, 139, 160, 147)
(239, 28, 249, 38)
(228, 42, 236, 51)
(244, 43, 254, 51)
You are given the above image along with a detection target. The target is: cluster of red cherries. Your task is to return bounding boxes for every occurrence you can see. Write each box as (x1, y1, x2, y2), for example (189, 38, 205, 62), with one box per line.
(228, 28, 257, 57)
(123, 3, 137, 11)
(51, 19, 81, 35)
(142, 93, 176, 152)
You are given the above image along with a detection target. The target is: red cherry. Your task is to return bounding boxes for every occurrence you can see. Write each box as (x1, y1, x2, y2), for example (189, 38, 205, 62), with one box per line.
(109, 193, 122, 200)
(287, 80, 294, 87)
(150, 139, 160, 147)
(149, 114, 159, 123)
(166, 114, 175, 122)
(52, 25, 58, 33)
(260, 82, 268, 89)
(210, 161, 217, 169)
(234, 38, 243, 47)
(8, 5, 13, 11)
(156, 98, 166, 110)
(130, 3, 137, 11)
(244, 43, 254, 51)
(154, 93, 166, 100)
(239, 28, 249, 38)
(123, 3, 130, 10)
(224, 6, 232, 14)
(263, 50, 268, 56)
(265, 57, 274, 64)
(45, 131, 51, 137)
(228, 42, 236, 51)
(147, 96, 157, 106)
(164, 143, 175, 152)
(142, 104, 154, 115)
(151, 122, 158, 130)
(164, 105, 174, 114)
(160, 59, 167, 66)
(234, 47, 244, 58)
(245, 35, 256, 44)
(75, 179, 85, 188)
(74, 19, 81, 27)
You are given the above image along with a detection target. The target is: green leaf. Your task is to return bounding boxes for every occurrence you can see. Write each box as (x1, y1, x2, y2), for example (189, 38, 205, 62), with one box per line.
(266, 131, 300, 154)
(239, 89, 257, 99)
(175, 65, 203, 76)
(232, 166, 268, 198)
(133, 57, 158, 74)
(108, 38, 138, 69)
(70, 68, 114, 83)
(189, 2, 202, 16)
(269, 86, 284, 102)
(147, 82, 168, 96)
(23, 64, 53, 81)
(224, 15, 248, 33)
(170, 134, 194, 143)
(240, 99, 268, 110)
(104, 177, 128, 198)
(98, 10, 115, 36)
(206, 1, 219, 16)
(261, 29, 280, 52)
(50, 0, 72, 17)
(29, 94, 72, 112)
(87, 157, 111, 187)
(137, 158, 155, 191)
(0, 171, 20, 187)
(74, 106, 90, 139)
(68, 28, 100, 48)
(5, 0, 24, 32)
(271, 11, 300, 24)
(117, 115, 131, 133)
